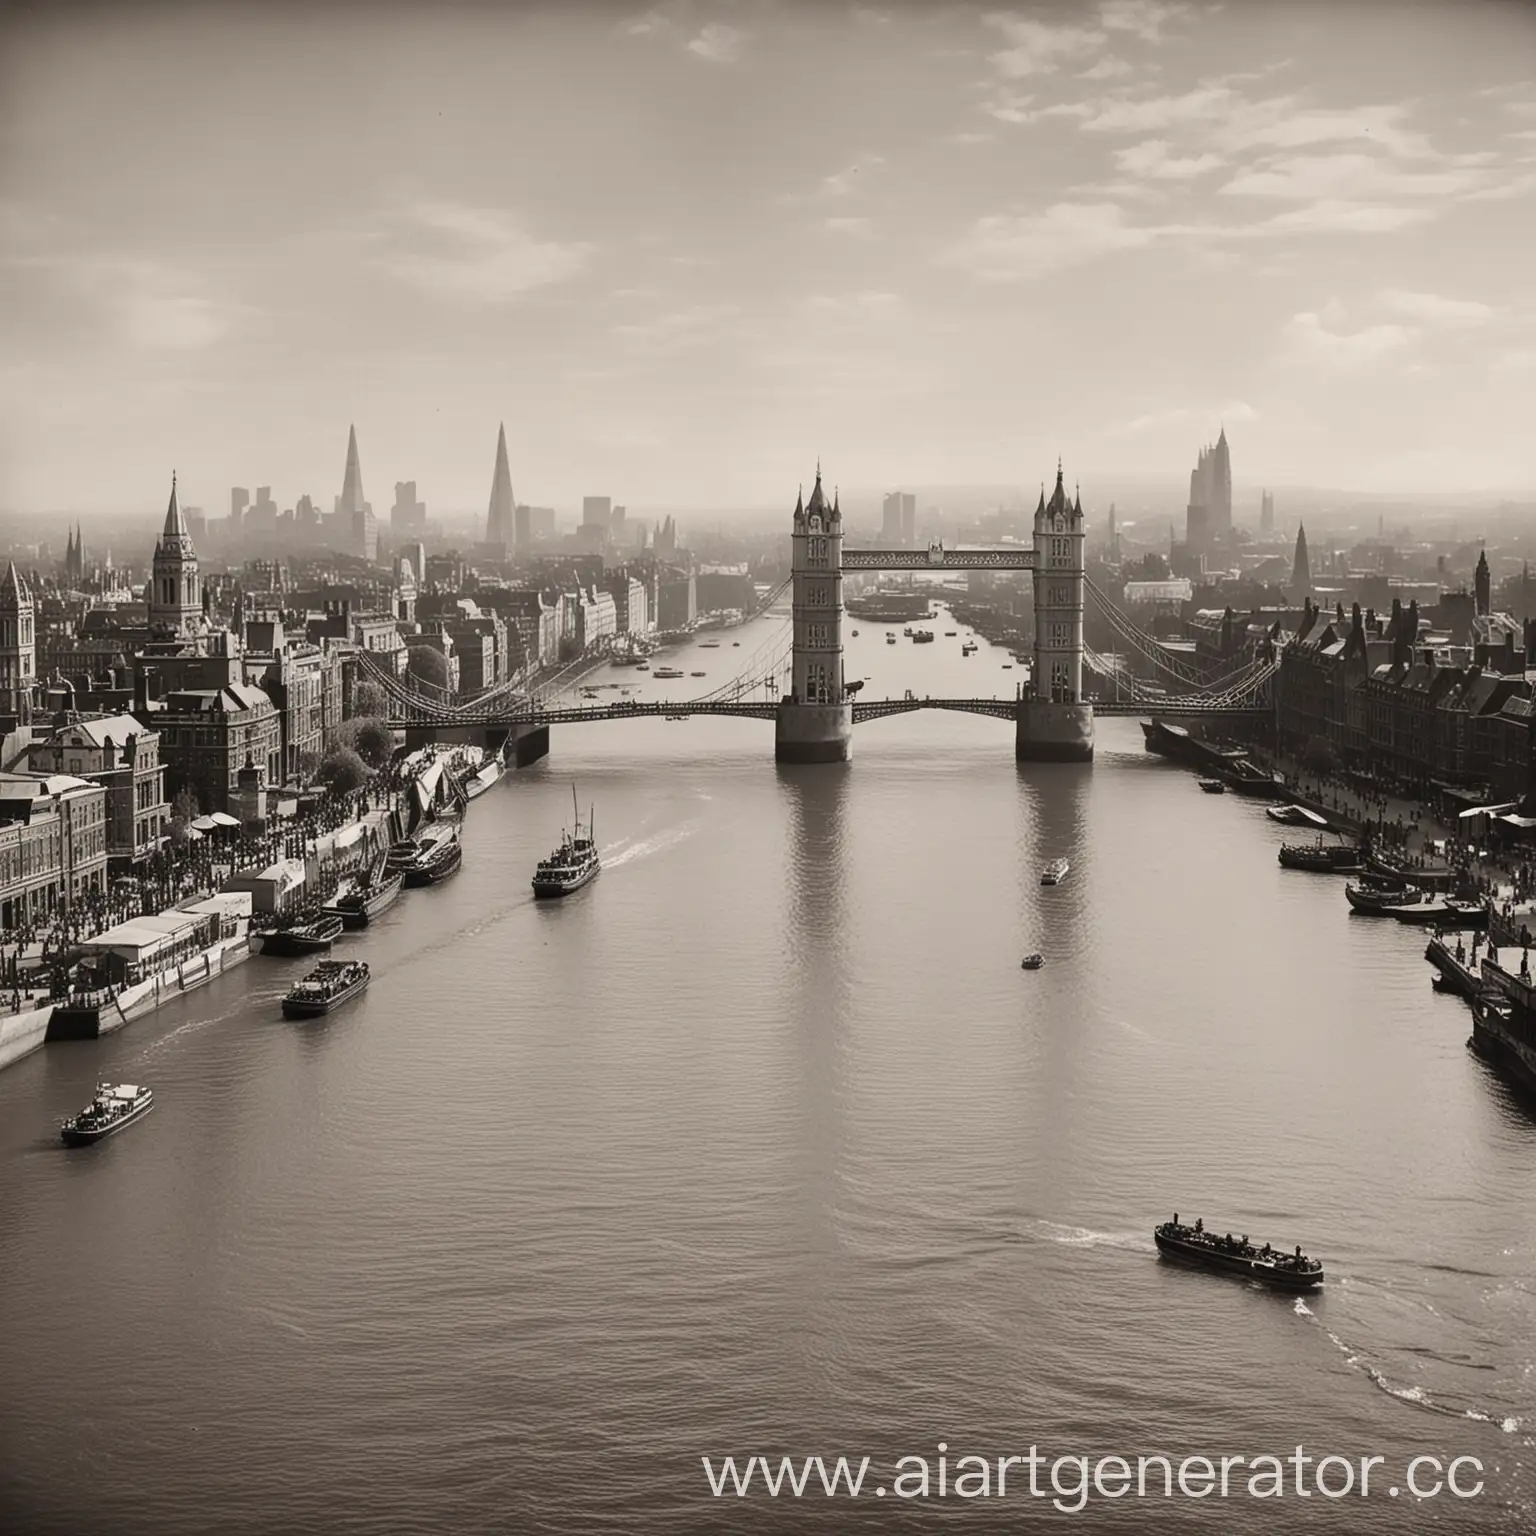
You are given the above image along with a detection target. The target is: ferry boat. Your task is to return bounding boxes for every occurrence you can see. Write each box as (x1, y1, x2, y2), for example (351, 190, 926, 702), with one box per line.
(1197, 779, 1226, 794)
(60, 1083, 154, 1146)
(653, 666, 685, 680)
(1040, 859, 1070, 886)
(282, 960, 370, 1019)
(886, 634, 897, 645)
(253, 912, 344, 957)
(1020, 953, 1044, 970)
(961, 642, 978, 655)
(323, 867, 405, 930)
(1279, 839, 1363, 873)
(690, 670, 706, 677)
(402, 829, 463, 887)
(532, 788, 601, 898)
(912, 629, 935, 644)
(1154, 1218, 1324, 1290)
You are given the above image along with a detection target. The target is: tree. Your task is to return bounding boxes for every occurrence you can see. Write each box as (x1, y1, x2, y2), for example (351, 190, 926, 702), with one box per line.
(316, 744, 370, 796)
(407, 645, 450, 691)
(351, 680, 388, 719)
(350, 719, 396, 770)
(297, 749, 323, 785)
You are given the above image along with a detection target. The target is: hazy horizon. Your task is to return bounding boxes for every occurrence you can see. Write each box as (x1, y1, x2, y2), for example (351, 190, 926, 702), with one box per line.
(3, 0, 1534, 519)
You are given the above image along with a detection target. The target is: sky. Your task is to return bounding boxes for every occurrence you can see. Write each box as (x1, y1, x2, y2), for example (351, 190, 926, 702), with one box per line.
(2, 0, 1534, 522)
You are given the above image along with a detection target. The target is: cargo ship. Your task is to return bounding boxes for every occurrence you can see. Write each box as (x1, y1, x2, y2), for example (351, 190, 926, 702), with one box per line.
(1154, 1218, 1324, 1290)
(1279, 839, 1362, 872)
(401, 828, 463, 887)
(252, 912, 345, 956)
(1140, 720, 1285, 798)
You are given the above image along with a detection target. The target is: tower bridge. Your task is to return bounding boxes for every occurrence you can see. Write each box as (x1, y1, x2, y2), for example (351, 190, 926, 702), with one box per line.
(369, 462, 1276, 761)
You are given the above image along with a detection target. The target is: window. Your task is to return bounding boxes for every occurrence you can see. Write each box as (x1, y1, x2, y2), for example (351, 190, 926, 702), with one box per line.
(808, 536, 829, 567)
(1049, 623, 1070, 647)
(806, 583, 830, 606)
(807, 623, 830, 647)
(1048, 584, 1071, 607)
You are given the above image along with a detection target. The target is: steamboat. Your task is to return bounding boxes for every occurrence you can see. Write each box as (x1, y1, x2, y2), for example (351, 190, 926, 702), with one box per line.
(323, 865, 404, 930)
(402, 828, 463, 887)
(253, 911, 344, 956)
(282, 960, 371, 1019)
(1040, 858, 1070, 886)
(532, 788, 601, 898)
(60, 1083, 154, 1146)
(1154, 1217, 1324, 1289)
(1471, 951, 1536, 1098)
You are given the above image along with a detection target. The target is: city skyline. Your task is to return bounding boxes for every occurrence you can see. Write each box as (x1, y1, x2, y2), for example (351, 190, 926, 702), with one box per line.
(3, 0, 1535, 517)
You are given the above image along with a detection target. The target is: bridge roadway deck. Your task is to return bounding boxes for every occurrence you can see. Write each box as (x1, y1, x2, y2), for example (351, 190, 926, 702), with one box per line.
(386, 696, 1270, 729)
(840, 548, 1036, 570)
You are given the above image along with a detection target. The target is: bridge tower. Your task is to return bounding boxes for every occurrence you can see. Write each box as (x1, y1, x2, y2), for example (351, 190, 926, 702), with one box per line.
(1017, 463, 1094, 761)
(776, 467, 853, 763)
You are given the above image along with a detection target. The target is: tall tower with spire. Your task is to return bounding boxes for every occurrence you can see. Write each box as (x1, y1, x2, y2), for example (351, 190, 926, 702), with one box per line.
(0, 560, 37, 726)
(777, 464, 851, 763)
(335, 424, 377, 562)
(149, 472, 203, 639)
(1475, 549, 1491, 617)
(1291, 522, 1311, 600)
(486, 423, 515, 550)
(1211, 426, 1232, 540)
(1018, 462, 1093, 760)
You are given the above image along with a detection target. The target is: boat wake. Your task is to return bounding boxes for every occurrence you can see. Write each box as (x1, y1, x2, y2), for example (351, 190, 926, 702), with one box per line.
(1294, 1292, 1524, 1436)
(601, 822, 699, 870)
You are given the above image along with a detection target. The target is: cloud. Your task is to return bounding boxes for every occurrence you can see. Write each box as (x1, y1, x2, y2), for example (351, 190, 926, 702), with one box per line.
(941, 202, 1158, 281)
(1379, 290, 1495, 327)
(1219, 152, 1489, 202)
(380, 202, 590, 302)
(119, 294, 237, 351)
(982, 14, 1105, 79)
(824, 216, 873, 235)
(948, 130, 994, 145)
(1258, 200, 1436, 233)
(687, 23, 747, 63)
(1098, 0, 1191, 42)
(1115, 139, 1223, 180)
(1080, 56, 1135, 80)
(623, 9, 669, 35)
(806, 291, 901, 313)
(1286, 310, 1415, 366)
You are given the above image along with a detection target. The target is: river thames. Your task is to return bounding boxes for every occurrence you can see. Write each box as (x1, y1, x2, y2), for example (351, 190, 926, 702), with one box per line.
(1, 613, 1532, 1534)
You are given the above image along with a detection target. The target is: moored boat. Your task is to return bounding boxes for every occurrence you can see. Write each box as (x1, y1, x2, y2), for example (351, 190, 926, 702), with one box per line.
(532, 787, 601, 898)
(1345, 881, 1422, 914)
(254, 912, 345, 956)
(1197, 779, 1226, 794)
(323, 867, 404, 930)
(61, 1083, 154, 1145)
(1469, 989, 1536, 1099)
(282, 960, 370, 1019)
(1154, 1218, 1323, 1289)
(1279, 839, 1363, 873)
(403, 830, 463, 887)
(463, 758, 504, 800)
(1020, 953, 1044, 970)
(1040, 858, 1070, 886)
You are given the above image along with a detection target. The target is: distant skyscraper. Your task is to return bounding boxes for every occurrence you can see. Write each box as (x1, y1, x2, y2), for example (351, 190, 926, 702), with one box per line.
(486, 424, 515, 549)
(231, 486, 249, 526)
(612, 505, 627, 545)
(335, 424, 376, 561)
(1260, 489, 1274, 535)
(900, 493, 916, 547)
(513, 503, 531, 553)
(1475, 550, 1491, 616)
(1291, 522, 1310, 599)
(582, 496, 612, 542)
(393, 480, 427, 539)
(1185, 428, 1233, 557)
(881, 492, 902, 542)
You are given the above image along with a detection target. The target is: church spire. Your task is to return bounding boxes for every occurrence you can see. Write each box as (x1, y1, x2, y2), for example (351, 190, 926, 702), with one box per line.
(339, 424, 365, 514)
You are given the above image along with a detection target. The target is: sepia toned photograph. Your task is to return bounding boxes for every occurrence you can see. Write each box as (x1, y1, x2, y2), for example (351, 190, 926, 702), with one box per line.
(1, 1, 1533, 1531)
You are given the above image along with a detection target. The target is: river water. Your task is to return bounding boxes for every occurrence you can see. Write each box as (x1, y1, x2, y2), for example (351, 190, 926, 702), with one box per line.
(1, 612, 1532, 1534)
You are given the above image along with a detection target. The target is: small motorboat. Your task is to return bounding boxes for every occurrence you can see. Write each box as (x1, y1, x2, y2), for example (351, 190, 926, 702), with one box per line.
(1197, 779, 1226, 794)
(1041, 858, 1070, 886)
(1020, 954, 1044, 970)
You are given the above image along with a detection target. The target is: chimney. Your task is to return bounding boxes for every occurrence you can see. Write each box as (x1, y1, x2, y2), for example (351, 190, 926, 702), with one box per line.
(133, 665, 153, 719)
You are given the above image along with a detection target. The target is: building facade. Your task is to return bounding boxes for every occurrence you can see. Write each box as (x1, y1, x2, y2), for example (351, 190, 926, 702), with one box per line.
(27, 714, 168, 866)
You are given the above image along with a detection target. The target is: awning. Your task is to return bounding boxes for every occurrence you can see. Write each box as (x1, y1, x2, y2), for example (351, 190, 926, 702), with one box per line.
(1296, 806, 1328, 827)
(1460, 801, 1520, 820)
(210, 811, 241, 827)
(190, 815, 218, 832)
(1497, 814, 1536, 830)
